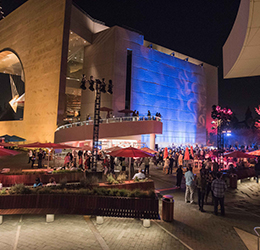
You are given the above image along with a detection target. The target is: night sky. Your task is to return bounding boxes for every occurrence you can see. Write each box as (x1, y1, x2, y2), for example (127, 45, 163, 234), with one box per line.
(2, 0, 260, 121)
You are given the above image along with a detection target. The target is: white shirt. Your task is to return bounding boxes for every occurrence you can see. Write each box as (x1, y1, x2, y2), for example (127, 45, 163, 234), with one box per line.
(132, 172, 146, 179)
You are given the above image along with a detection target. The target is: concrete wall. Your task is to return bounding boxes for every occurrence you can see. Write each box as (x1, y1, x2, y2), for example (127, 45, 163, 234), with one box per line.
(0, 0, 71, 142)
(55, 120, 162, 143)
(79, 25, 217, 147)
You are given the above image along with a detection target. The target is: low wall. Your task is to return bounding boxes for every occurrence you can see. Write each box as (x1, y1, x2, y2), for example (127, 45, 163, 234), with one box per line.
(99, 180, 154, 191)
(0, 194, 159, 219)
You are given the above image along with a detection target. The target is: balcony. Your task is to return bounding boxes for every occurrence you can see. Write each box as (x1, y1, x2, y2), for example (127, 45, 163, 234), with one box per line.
(55, 116, 163, 143)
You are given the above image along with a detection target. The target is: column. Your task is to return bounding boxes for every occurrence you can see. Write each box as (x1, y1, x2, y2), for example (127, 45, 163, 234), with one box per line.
(150, 134, 155, 150)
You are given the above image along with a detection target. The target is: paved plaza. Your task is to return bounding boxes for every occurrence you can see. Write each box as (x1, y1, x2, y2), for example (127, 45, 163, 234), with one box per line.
(0, 160, 260, 249)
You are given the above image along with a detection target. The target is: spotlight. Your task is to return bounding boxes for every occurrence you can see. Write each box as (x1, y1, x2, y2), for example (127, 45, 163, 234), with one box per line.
(100, 78, 106, 93)
(88, 76, 95, 91)
(200, 63, 203, 67)
(80, 74, 86, 90)
(184, 58, 189, 61)
(148, 44, 153, 49)
(108, 80, 113, 94)
(170, 52, 175, 56)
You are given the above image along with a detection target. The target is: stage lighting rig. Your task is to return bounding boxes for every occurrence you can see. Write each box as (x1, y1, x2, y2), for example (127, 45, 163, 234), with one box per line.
(80, 74, 86, 90)
(108, 80, 113, 94)
(88, 75, 95, 91)
(100, 78, 106, 93)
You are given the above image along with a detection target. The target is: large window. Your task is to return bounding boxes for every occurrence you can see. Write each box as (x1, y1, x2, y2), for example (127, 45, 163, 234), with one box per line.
(0, 50, 24, 121)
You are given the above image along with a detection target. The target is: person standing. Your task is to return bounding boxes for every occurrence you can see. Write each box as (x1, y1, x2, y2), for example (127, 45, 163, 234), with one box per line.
(255, 157, 260, 183)
(38, 149, 43, 168)
(163, 157, 170, 174)
(211, 172, 227, 216)
(143, 157, 150, 175)
(184, 166, 195, 203)
(169, 154, 174, 174)
(28, 150, 33, 164)
(31, 150, 36, 168)
(196, 168, 207, 212)
(176, 165, 183, 188)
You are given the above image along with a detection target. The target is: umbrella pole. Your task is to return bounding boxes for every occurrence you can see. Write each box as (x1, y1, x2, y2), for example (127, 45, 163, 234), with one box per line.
(48, 150, 50, 169)
(129, 157, 131, 180)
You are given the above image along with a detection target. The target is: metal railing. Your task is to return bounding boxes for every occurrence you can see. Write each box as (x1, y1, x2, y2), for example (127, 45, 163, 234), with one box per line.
(56, 116, 162, 132)
(254, 227, 260, 250)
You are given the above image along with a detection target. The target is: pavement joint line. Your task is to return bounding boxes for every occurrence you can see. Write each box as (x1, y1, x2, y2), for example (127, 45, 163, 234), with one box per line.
(152, 220, 193, 250)
(13, 215, 23, 250)
(84, 216, 110, 250)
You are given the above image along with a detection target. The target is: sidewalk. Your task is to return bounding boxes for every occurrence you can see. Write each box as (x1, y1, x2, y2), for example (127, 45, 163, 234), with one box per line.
(0, 162, 259, 250)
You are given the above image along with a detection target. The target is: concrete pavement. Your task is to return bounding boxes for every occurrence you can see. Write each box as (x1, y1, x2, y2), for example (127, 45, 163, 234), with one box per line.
(0, 163, 260, 249)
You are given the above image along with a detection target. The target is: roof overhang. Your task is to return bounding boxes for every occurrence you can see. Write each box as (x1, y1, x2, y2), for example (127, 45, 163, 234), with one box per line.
(223, 0, 260, 79)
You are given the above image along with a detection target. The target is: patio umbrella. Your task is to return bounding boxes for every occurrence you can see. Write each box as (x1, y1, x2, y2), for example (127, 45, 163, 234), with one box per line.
(118, 109, 134, 114)
(0, 148, 19, 157)
(9, 135, 26, 142)
(18, 142, 78, 168)
(108, 147, 153, 180)
(0, 134, 12, 142)
(100, 107, 113, 112)
(78, 145, 92, 151)
(141, 147, 157, 154)
(104, 146, 122, 152)
(163, 147, 168, 159)
(190, 146, 194, 158)
(184, 147, 190, 161)
(224, 150, 256, 158)
(109, 147, 153, 158)
(0, 142, 16, 147)
(247, 150, 260, 156)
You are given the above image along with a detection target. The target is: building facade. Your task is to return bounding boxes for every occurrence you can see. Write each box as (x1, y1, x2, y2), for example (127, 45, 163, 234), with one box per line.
(0, 0, 218, 147)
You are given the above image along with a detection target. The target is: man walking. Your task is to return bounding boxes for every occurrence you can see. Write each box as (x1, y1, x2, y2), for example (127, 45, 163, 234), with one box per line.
(184, 165, 195, 204)
(211, 172, 227, 216)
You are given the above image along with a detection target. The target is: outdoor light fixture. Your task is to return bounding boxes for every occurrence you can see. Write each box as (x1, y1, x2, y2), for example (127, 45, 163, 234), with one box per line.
(88, 75, 95, 91)
(108, 80, 113, 94)
(170, 52, 175, 56)
(100, 78, 106, 93)
(200, 63, 203, 67)
(80, 74, 86, 90)
(184, 58, 189, 61)
(148, 44, 153, 49)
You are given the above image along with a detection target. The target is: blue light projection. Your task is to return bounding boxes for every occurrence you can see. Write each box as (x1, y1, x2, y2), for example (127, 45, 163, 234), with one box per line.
(131, 47, 207, 147)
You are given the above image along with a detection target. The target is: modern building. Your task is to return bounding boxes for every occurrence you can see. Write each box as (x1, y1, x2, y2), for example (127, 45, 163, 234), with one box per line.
(223, 0, 260, 79)
(0, 0, 218, 149)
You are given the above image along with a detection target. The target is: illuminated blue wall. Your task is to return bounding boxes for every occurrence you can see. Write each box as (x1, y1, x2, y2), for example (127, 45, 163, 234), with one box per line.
(130, 47, 207, 147)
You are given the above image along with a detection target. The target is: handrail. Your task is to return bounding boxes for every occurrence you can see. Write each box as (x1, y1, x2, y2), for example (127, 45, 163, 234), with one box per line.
(254, 227, 260, 250)
(56, 116, 161, 132)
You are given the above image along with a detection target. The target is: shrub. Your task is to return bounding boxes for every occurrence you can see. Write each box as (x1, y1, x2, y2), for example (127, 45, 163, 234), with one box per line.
(107, 174, 119, 184)
(60, 177, 67, 188)
(0, 188, 7, 195)
(117, 173, 126, 183)
(80, 176, 98, 188)
(118, 189, 128, 197)
(9, 184, 32, 194)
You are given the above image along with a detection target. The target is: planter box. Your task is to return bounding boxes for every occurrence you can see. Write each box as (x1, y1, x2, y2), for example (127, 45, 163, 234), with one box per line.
(99, 180, 155, 191)
(0, 194, 159, 219)
(0, 172, 85, 187)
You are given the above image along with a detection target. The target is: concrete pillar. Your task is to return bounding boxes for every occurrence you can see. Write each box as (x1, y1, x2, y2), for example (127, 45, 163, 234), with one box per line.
(96, 216, 104, 224)
(150, 134, 155, 150)
(46, 214, 55, 223)
(143, 219, 150, 228)
(0, 215, 3, 225)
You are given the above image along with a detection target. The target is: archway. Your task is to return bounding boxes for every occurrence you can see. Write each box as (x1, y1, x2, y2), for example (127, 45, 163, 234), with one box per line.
(0, 50, 25, 121)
